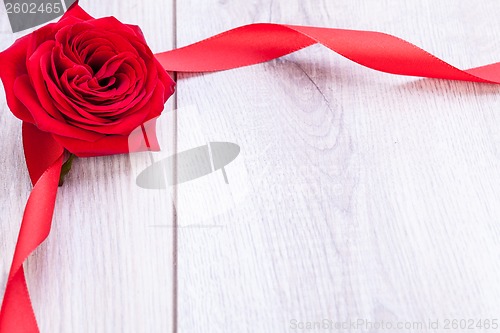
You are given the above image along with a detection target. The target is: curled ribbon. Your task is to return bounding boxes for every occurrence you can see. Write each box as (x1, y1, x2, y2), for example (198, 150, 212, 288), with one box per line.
(156, 23, 500, 81)
(2, 19, 500, 333)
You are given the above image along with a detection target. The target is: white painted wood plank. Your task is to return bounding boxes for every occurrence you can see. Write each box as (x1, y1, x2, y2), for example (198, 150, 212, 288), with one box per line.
(0, 1, 175, 332)
(175, 0, 500, 332)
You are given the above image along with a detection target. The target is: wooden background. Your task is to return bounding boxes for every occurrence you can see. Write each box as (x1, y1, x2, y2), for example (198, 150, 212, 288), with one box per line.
(2, 0, 500, 332)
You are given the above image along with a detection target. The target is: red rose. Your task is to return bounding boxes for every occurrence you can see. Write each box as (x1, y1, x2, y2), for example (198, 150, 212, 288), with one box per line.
(0, 4, 175, 157)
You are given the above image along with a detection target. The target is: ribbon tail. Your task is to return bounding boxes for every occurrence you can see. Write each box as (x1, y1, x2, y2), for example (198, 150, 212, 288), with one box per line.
(155, 23, 500, 83)
(0, 123, 64, 333)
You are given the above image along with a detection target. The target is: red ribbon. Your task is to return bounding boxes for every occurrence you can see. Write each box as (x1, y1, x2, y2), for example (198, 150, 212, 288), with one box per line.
(156, 23, 500, 81)
(3, 23, 500, 332)
(0, 124, 63, 333)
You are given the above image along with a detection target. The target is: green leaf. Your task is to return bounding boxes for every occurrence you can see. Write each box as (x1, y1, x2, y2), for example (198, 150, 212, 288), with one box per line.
(58, 153, 75, 186)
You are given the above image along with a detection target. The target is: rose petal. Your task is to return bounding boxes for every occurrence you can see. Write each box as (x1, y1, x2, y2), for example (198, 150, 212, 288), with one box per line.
(27, 16, 87, 58)
(156, 61, 176, 99)
(71, 82, 165, 135)
(126, 25, 147, 44)
(0, 35, 34, 122)
(26, 40, 68, 121)
(53, 126, 160, 157)
(14, 75, 103, 141)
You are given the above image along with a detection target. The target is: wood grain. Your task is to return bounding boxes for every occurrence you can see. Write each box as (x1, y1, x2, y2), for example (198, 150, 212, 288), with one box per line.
(175, 0, 500, 332)
(0, 1, 175, 332)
